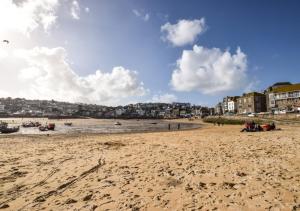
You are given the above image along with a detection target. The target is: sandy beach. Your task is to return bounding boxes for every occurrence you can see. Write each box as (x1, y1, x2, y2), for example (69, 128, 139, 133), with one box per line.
(0, 121, 299, 211)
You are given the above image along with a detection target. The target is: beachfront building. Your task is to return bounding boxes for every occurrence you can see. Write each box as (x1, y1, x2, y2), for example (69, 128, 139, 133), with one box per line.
(228, 100, 238, 113)
(115, 108, 126, 117)
(265, 82, 300, 113)
(0, 104, 5, 113)
(222, 96, 240, 114)
(215, 102, 223, 115)
(237, 92, 267, 114)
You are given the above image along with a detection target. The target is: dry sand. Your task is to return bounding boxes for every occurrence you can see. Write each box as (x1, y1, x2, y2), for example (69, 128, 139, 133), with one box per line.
(0, 122, 299, 211)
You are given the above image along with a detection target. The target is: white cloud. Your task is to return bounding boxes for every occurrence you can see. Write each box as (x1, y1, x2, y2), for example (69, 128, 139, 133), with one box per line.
(152, 93, 177, 103)
(0, 0, 83, 37)
(1, 47, 147, 106)
(19, 66, 43, 80)
(0, 90, 10, 98)
(132, 9, 150, 22)
(0, 0, 59, 36)
(70, 0, 80, 20)
(85, 7, 90, 13)
(132, 9, 141, 17)
(171, 45, 247, 94)
(161, 18, 206, 47)
(143, 13, 150, 21)
(0, 49, 9, 59)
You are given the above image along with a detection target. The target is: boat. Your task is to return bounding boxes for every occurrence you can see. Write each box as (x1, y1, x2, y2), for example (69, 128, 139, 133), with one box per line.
(114, 122, 122, 126)
(39, 123, 55, 132)
(22, 122, 41, 127)
(64, 122, 72, 126)
(0, 126, 19, 134)
(39, 126, 48, 131)
(0, 122, 8, 130)
(47, 123, 55, 130)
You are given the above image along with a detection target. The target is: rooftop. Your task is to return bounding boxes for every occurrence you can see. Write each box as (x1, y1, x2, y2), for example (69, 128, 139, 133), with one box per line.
(272, 82, 292, 87)
(242, 92, 265, 97)
(271, 83, 300, 93)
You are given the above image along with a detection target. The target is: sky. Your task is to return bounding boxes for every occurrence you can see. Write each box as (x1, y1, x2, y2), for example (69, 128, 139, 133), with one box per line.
(0, 0, 300, 106)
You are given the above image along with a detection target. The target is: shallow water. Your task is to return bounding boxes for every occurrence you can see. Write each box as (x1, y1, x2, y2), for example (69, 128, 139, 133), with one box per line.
(0, 119, 200, 135)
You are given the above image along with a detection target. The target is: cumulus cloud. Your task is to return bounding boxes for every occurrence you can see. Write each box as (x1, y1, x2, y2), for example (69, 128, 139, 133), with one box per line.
(0, 0, 83, 36)
(0, 90, 10, 98)
(132, 9, 150, 21)
(70, 0, 80, 20)
(143, 14, 150, 21)
(161, 18, 206, 47)
(0, 0, 59, 36)
(0, 47, 147, 105)
(152, 93, 177, 103)
(171, 45, 247, 94)
(0, 49, 9, 59)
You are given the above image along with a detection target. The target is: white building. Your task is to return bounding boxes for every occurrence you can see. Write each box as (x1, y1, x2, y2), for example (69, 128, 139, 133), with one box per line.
(266, 83, 300, 112)
(115, 108, 125, 116)
(0, 104, 4, 112)
(228, 100, 237, 113)
(136, 109, 145, 116)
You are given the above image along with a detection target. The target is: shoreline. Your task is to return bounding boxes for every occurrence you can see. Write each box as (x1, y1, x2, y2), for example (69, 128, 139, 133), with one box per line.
(0, 118, 202, 136)
(0, 123, 203, 138)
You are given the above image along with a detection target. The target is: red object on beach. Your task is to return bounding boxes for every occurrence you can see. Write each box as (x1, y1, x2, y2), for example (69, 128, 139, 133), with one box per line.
(262, 124, 271, 131)
(47, 123, 55, 131)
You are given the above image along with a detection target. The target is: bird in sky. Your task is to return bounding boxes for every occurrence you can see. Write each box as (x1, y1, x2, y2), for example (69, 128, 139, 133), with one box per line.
(3, 40, 9, 44)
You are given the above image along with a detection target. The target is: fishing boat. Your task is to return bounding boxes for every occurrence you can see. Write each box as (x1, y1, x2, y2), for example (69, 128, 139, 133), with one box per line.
(39, 123, 55, 132)
(22, 122, 41, 127)
(47, 123, 55, 130)
(0, 126, 19, 134)
(0, 122, 8, 130)
(64, 122, 72, 126)
(39, 126, 48, 131)
(114, 121, 122, 126)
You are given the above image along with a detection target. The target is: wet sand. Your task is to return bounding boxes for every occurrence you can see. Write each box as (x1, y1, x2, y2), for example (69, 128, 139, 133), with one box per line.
(0, 122, 299, 210)
(0, 118, 200, 135)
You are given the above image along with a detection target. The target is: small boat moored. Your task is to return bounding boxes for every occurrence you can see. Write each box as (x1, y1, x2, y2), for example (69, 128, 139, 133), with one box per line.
(114, 121, 122, 126)
(0, 122, 8, 130)
(22, 122, 41, 128)
(39, 123, 55, 132)
(39, 126, 48, 131)
(0, 126, 20, 134)
(47, 123, 55, 131)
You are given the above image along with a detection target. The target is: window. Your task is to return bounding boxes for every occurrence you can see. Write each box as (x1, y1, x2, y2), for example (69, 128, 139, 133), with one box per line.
(288, 92, 294, 98)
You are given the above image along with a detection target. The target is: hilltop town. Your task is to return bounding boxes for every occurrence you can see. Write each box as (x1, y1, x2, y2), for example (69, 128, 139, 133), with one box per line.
(0, 82, 299, 119)
(0, 98, 212, 119)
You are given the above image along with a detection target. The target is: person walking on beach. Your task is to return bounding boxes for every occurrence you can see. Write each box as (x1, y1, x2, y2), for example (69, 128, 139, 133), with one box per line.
(177, 123, 180, 130)
(168, 123, 171, 130)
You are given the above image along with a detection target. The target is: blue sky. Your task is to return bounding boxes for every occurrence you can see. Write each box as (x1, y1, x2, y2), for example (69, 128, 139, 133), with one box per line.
(0, 0, 300, 106)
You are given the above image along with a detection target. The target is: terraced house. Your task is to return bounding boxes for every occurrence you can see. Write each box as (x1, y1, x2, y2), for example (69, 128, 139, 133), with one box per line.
(237, 92, 267, 114)
(265, 82, 300, 112)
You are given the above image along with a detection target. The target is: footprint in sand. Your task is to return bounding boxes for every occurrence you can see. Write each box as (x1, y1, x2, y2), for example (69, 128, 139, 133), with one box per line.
(65, 198, 77, 204)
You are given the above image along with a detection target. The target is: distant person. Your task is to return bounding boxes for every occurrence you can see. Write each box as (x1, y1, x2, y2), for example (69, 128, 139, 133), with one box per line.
(177, 123, 180, 130)
(270, 122, 276, 130)
(168, 123, 171, 130)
